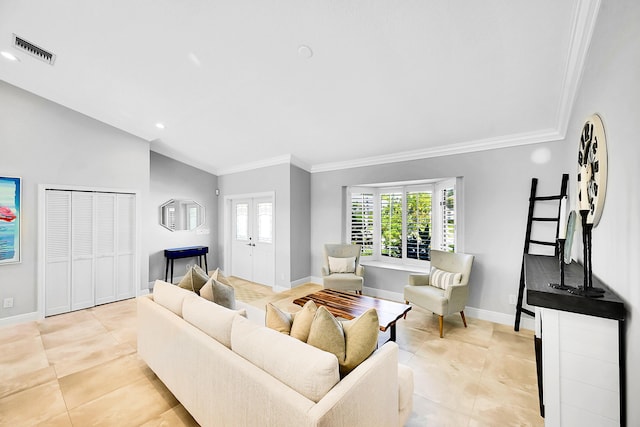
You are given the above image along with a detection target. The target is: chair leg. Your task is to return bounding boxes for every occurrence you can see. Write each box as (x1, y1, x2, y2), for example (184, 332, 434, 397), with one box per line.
(438, 315, 444, 338)
(460, 311, 467, 328)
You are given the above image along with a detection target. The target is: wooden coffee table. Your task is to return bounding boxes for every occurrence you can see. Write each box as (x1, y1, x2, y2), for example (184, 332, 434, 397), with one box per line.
(293, 289, 412, 342)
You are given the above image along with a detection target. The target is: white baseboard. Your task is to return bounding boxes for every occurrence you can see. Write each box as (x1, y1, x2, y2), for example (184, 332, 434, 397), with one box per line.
(0, 311, 42, 327)
(363, 286, 535, 331)
(290, 276, 313, 288)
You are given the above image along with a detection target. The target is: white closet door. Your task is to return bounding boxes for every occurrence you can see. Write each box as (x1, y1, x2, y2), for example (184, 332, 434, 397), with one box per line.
(45, 190, 72, 316)
(116, 194, 135, 300)
(95, 193, 116, 305)
(71, 192, 95, 311)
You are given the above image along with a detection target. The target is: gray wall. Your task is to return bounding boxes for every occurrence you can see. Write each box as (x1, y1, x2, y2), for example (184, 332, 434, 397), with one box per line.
(0, 80, 150, 320)
(558, 1, 640, 423)
(217, 163, 292, 289)
(310, 141, 567, 315)
(148, 152, 218, 283)
(290, 165, 311, 282)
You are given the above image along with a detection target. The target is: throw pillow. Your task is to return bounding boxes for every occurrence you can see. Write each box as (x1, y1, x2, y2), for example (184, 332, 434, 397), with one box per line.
(290, 300, 317, 342)
(340, 308, 379, 376)
(304, 307, 379, 377)
(200, 268, 232, 301)
(328, 256, 356, 273)
(211, 278, 236, 310)
(430, 266, 463, 290)
(177, 264, 209, 294)
(307, 306, 346, 363)
(265, 303, 293, 334)
(211, 267, 232, 286)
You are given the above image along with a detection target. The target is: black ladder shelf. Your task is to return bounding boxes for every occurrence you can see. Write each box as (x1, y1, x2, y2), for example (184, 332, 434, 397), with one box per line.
(514, 173, 569, 331)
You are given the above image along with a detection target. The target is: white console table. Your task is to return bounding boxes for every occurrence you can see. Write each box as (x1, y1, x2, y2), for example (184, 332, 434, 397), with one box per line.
(525, 255, 626, 427)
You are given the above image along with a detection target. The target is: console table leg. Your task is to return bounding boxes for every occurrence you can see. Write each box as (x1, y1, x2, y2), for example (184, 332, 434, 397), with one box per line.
(164, 259, 169, 282)
(170, 260, 174, 283)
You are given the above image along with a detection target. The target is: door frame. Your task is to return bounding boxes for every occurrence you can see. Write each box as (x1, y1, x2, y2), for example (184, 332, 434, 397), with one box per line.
(223, 191, 275, 286)
(37, 184, 141, 319)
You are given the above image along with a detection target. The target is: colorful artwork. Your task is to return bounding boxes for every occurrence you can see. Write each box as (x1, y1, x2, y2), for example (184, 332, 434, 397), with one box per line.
(0, 176, 21, 264)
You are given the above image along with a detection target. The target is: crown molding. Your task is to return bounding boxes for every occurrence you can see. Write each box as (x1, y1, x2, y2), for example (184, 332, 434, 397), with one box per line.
(310, 128, 563, 173)
(555, 0, 602, 137)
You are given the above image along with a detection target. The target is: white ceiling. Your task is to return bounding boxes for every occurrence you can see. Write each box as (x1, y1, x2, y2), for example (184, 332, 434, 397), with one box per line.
(0, 0, 599, 175)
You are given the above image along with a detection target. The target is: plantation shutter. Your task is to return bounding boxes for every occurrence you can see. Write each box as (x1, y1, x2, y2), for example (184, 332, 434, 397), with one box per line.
(439, 186, 456, 252)
(350, 191, 374, 256)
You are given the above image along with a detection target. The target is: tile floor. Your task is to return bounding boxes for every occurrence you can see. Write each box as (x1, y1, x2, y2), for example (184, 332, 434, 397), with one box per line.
(0, 282, 543, 427)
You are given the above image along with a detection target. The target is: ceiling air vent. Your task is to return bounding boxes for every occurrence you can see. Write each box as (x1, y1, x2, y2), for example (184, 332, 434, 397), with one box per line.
(12, 34, 56, 65)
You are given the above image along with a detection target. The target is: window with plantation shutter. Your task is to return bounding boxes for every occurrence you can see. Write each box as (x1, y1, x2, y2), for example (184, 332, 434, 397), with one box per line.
(347, 178, 459, 264)
(349, 191, 374, 256)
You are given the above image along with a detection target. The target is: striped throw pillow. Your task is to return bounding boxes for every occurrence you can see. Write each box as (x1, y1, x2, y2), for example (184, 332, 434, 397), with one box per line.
(430, 267, 462, 290)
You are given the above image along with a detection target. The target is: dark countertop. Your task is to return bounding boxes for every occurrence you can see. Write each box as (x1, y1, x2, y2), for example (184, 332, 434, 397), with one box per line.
(525, 254, 625, 321)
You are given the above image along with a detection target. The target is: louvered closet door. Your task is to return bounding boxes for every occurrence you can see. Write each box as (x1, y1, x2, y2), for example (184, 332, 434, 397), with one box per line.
(95, 193, 116, 305)
(45, 191, 72, 316)
(116, 194, 135, 300)
(71, 192, 95, 311)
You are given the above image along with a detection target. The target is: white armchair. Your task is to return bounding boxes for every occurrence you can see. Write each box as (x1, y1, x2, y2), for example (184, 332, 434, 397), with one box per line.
(404, 250, 474, 338)
(322, 244, 365, 294)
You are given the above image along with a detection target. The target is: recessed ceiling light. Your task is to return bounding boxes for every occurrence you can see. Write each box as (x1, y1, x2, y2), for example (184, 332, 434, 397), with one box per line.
(1, 51, 19, 61)
(155, 123, 165, 130)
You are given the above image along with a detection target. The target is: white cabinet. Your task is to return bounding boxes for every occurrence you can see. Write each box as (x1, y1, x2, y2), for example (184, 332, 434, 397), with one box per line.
(45, 190, 136, 316)
(538, 308, 622, 427)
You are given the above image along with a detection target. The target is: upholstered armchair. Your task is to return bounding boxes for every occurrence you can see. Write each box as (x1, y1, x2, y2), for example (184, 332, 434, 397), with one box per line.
(322, 244, 365, 294)
(404, 250, 474, 338)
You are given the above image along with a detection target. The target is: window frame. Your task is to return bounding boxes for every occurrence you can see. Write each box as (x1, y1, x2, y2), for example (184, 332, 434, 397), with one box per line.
(347, 178, 458, 266)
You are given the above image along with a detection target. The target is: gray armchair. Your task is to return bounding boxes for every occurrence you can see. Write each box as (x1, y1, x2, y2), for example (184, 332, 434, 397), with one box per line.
(322, 244, 365, 294)
(404, 250, 474, 338)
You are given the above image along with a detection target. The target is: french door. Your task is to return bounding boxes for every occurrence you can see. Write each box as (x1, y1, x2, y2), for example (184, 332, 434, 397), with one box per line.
(230, 196, 274, 286)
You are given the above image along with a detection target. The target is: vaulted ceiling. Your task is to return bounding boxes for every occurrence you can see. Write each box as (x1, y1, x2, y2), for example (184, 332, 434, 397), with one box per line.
(0, 0, 599, 174)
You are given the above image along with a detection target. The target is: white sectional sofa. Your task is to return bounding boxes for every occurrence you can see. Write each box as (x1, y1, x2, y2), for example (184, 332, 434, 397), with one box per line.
(138, 280, 413, 427)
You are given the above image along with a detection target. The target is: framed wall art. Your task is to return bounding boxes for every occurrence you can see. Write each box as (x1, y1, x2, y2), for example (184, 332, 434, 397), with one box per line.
(0, 176, 21, 265)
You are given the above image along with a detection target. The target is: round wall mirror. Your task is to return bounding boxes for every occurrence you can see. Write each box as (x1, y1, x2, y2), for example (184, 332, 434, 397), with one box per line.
(159, 199, 205, 231)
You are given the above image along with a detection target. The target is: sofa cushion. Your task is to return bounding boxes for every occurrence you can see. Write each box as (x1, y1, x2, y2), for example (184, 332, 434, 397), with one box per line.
(430, 266, 462, 290)
(182, 294, 246, 348)
(178, 264, 210, 294)
(152, 280, 194, 316)
(265, 302, 293, 334)
(289, 300, 317, 342)
(328, 256, 356, 273)
(231, 315, 340, 403)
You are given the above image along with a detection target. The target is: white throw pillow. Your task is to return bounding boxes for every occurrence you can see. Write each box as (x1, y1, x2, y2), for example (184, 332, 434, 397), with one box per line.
(328, 256, 356, 273)
(430, 266, 462, 290)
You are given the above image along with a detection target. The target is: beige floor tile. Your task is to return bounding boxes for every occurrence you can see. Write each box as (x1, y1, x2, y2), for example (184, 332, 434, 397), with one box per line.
(0, 365, 57, 399)
(58, 354, 149, 409)
(406, 394, 471, 427)
(140, 404, 199, 427)
(407, 351, 481, 413)
(0, 380, 67, 426)
(37, 309, 96, 335)
(415, 336, 489, 374)
(0, 321, 40, 344)
(488, 329, 536, 359)
(40, 318, 109, 350)
(35, 411, 73, 427)
(68, 375, 179, 427)
(0, 336, 49, 382)
(46, 333, 136, 378)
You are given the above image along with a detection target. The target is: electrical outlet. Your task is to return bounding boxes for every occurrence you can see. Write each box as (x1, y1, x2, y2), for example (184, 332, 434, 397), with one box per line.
(3, 297, 14, 308)
(508, 294, 517, 305)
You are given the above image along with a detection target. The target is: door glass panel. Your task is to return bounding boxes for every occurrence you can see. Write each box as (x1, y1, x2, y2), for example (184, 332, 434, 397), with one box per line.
(235, 203, 249, 241)
(257, 202, 272, 243)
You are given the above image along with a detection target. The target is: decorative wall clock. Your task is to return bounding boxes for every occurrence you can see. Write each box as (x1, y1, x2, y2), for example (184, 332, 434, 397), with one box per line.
(577, 114, 608, 227)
